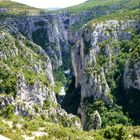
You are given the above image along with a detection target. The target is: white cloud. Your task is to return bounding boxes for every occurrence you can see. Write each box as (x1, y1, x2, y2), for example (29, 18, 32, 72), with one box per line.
(11, 0, 87, 8)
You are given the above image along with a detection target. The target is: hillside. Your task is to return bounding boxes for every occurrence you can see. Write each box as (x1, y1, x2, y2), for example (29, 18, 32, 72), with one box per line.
(57, 0, 140, 31)
(58, 0, 140, 13)
(0, 0, 44, 18)
(0, 0, 140, 139)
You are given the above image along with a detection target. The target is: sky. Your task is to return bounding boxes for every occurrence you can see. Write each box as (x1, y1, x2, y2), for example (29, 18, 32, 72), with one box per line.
(12, 0, 87, 9)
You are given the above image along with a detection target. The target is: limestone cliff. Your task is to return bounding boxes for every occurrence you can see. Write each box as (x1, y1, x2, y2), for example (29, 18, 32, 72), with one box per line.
(0, 26, 81, 128)
(124, 62, 140, 90)
(0, 15, 69, 69)
(71, 19, 140, 129)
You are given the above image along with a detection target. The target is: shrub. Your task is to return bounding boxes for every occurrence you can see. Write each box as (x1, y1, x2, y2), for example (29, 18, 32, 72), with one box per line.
(101, 125, 129, 140)
(43, 99, 52, 110)
(0, 105, 14, 118)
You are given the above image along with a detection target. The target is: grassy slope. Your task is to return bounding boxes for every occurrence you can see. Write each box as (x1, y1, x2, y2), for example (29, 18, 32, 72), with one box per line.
(58, 0, 140, 13)
(60, 0, 140, 31)
(0, 0, 44, 17)
(87, 8, 140, 26)
(1, 115, 140, 140)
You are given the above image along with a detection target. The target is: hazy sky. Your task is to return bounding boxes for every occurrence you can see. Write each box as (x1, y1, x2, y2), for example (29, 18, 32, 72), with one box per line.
(12, 0, 87, 8)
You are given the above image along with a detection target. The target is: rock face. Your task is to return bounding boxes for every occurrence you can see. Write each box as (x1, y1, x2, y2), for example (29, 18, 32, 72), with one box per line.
(124, 62, 140, 90)
(72, 38, 112, 104)
(17, 74, 57, 106)
(0, 26, 81, 129)
(72, 35, 113, 129)
(92, 111, 102, 130)
(71, 20, 140, 129)
(0, 15, 70, 69)
(0, 26, 55, 113)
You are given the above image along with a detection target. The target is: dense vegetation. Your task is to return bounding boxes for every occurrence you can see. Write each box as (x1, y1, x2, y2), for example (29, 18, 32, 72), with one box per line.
(58, 0, 140, 13)
(87, 9, 140, 26)
(65, 0, 140, 31)
(81, 10, 140, 130)
(0, 28, 50, 97)
(83, 99, 131, 130)
(0, 115, 140, 140)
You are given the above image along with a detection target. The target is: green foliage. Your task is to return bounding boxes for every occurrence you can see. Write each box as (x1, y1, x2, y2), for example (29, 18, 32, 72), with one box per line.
(33, 105, 39, 113)
(54, 81, 63, 94)
(0, 0, 43, 18)
(53, 67, 70, 94)
(128, 126, 140, 139)
(0, 105, 14, 119)
(0, 115, 140, 140)
(22, 118, 45, 131)
(57, 0, 139, 13)
(40, 122, 95, 140)
(54, 67, 67, 85)
(89, 9, 140, 25)
(43, 99, 56, 110)
(0, 29, 50, 97)
(0, 119, 23, 140)
(83, 33, 140, 127)
(0, 65, 17, 96)
(86, 29, 140, 125)
(83, 99, 130, 130)
(32, 29, 49, 50)
(100, 125, 129, 140)
(43, 99, 52, 110)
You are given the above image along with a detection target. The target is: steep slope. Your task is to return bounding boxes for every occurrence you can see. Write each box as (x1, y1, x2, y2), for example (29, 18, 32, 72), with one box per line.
(56, 0, 140, 31)
(0, 24, 81, 130)
(71, 9, 140, 129)
(0, 15, 69, 69)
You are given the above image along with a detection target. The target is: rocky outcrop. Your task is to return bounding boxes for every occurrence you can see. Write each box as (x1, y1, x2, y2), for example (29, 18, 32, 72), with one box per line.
(92, 111, 102, 130)
(0, 27, 56, 114)
(17, 74, 57, 106)
(0, 15, 69, 69)
(0, 26, 82, 129)
(72, 38, 112, 129)
(71, 20, 140, 129)
(72, 35, 113, 104)
(124, 61, 140, 90)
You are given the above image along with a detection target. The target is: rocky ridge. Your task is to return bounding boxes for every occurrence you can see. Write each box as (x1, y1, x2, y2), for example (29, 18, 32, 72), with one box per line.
(0, 26, 81, 129)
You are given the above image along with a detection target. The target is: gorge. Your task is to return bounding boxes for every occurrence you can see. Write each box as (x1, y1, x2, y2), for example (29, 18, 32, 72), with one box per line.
(0, 0, 140, 139)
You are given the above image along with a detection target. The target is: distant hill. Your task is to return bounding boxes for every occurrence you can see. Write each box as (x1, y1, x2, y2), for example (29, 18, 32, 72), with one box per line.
(0, 0, 44, 18)
(58, 0, 140, 13)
